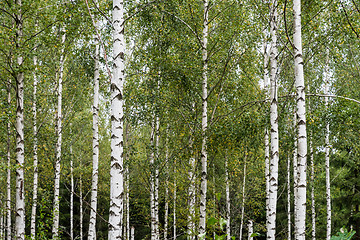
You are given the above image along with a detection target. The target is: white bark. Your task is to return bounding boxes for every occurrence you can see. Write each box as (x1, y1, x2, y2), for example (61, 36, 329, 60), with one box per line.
(131, 226, 135, 240)
(30, 43, 39, 240)
(126, 169, 130, 240)
(267, 1, 279, 238)
(287, 156, 291, 240)
(239, 159, 247, 240)
(88, 16, 100, 240)
(164, 133, 169, 240)
(310, 140, 315, 240)
(225, 157, 230, 240)
(70, 127, 74, 240)
(248, 220, 253, 240)
(293, 0, 307, 238)
(15, 0, 25, 237)
(150, 120, 156, 240)
(52, 30, 66, 239)
(199, 0, 209, 235)
(80, 176, 83, 240)
(325, 59, 331, 240)
(187, 134, 196, 240)
(155, 117, 160, 240)
(293, 110, 298, 218)
(6, 80, 11, 240)
(109, 0, 125, 239)
(174, 167, 177, 240)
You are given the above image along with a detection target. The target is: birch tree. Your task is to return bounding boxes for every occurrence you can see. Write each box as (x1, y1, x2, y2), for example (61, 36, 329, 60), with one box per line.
(6, 80, 11, 240)
(325, 52, 331, 240)
(88, 13, 100, 240)
(52, 29, 66, 239)
(267, 0, 279, 238)
(108, 0, 125, 238)
(293, 0, 308, 238)
(15, 0, 25, 238)
(199, 0, 209, 234)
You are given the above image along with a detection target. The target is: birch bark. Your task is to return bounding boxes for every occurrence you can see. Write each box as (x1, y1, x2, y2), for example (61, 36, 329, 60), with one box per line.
(155, 117, 160, 240)
(150, 120, 156, 240)
(293, 0, 307, 238)
(248, 220, 253, 240)
(325, 59, 331, 240)
(199, 0, 209, 235)
(15, 0, 25, 238)
(225, 156, 230, 240)
(164, 133, 169, 240)
(310, 140, 315, 240)
(30, 44, 39, 240)
(88, 15, 100, 240)
(188, 133, 196, 240)
(70, 140, 74, 240)
(267, 1, 279, 238)
(52, 29, 66, 239)
(109, 0, 125, 238)
(287, 156, 291, 240)
(239, 159, 247, 240)
(174, 164, 177, 240)
(80, 176, 83, 240)
(6, 80, 11, 240)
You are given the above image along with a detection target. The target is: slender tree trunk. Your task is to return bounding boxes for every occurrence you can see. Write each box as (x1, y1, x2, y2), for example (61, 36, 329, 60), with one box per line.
(131, 226, 134, 240)
(80, 176, 83, 240)
(6, 80, 11, 240)
(267, 1, 279, 238)
(15, 0, 25, 238)
(88, 16, 100, 240)
(52, 29, 66, 239)
(325, 53, 331, 240)
(164, 133, 169, 240)
(155, 117, 160, 240)
(174, 165, 177, 240)
(225, 156, 231, 240)
(239, 159, 247, 240)
(287, 156, 291, 240)
(310, 140, 315, 240)
(199, 0, 209, 235)
(30, 42, 39, 240)
(126, 169, 130, 240)
(188, 134, 196, 240)
(109, 0, 125, 238)
(150, 119, 156, 240)
(293, 111, 298, 219)
(293, 0, 308, 238)
(248, 220, 253, 240)
(70, 128, 74, 240)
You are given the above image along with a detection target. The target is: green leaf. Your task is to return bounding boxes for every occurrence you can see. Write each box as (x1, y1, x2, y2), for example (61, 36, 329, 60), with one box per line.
(198, 233, 206, 240)
(207, 217, 218, 226)
(250, 233, 260, 237)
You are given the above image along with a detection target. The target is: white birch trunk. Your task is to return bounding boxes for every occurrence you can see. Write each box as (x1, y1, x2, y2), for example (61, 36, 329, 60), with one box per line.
(52, 30, 66, 239)
(126, 169, 130, 240)
(310, 140, 315, 240)
(30, 43, 39, 240)
(15, 0, 25, 237)
(187, 135, 196, 240)
(325, 61, 331, 240)
(239, 160, 247, 240)
(293, 0, 307, 238)
(6, 80, 11, 240)
(287, 156, 291, 240)
(248, 220, 253, 240)
(155, 117, 160, 240)
(70, 128, 74, 240)
(267, 1, 279, 239)
(199, 0, 209, 235)
(88, 16, 100, 240)
(293, 111, 298, 218)
(80, 176, 83, 240)
(225, 157, 231, 240)
(150, 120, 156, 240)
(174, 166, 177, 240)
(131, 226, 135, 240)
(164, 134, 169, 240)
(109, 0, 125, 239)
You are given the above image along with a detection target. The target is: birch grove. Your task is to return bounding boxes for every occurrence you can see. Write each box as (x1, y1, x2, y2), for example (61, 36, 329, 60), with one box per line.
(0, 0, 358, 239)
